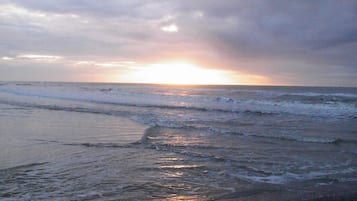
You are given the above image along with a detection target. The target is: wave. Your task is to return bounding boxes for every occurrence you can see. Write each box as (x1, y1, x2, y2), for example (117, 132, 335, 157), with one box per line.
(15, 83, 33, 86)
(0, 93, 356, 146)
(85, 98, 356, 120)
(233, 167, 357, 184)
(244, 132, 342, 144)
(31, 138, 141, 149)
(64, 142, 135, 148)
(2, 85, 356, 120)
(0, 87, 284, 116)
(142, 126, 357, 154)
(226, 87, 357, 107)
(0, 162, 48, 172)
(280, 92, 357, 99)
(137, 128, 357, 185)
(214, 96, 236, 103)
(145, 142, 357, 185)
(229, 87, 357, 98)
(268, 135, 347, 144)
(141, 144, 236, 163)
(207, 127, 355, 144)
(1, 82, 356, 146)
(1, 96, 355, 146)
(276, 94, 357, 105)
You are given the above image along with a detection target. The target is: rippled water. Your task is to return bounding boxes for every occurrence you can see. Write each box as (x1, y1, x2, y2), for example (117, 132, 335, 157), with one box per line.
(0, 82, 356, 200)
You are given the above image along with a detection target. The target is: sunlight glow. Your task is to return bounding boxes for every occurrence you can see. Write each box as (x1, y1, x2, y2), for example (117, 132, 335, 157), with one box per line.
(1, 56, 14, 61)
(124, 62, 235, 85)
(161, 24, 178, 32)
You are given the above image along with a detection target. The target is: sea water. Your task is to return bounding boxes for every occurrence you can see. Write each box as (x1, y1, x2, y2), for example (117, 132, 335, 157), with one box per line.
(0, 82, 356, 200)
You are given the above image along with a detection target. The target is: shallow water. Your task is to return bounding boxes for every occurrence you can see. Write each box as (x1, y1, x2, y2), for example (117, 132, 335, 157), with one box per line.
(0, 82, 356, 200)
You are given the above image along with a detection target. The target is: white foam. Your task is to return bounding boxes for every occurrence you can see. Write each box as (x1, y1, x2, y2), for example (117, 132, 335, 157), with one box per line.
(234, 167, 357, 184)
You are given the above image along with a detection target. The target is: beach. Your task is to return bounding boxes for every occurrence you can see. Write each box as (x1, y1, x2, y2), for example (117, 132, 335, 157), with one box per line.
(1, 82, 357, 200)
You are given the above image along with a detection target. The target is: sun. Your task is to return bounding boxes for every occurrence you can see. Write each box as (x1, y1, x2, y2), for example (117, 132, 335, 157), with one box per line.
(124, 62, 234, 85)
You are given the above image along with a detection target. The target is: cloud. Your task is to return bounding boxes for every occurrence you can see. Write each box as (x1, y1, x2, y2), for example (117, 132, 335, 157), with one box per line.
(0, 0, 356, 86)
(73, 60, 137, 68)
(172, 1, 357, 84)
(17, 54, 62, 61)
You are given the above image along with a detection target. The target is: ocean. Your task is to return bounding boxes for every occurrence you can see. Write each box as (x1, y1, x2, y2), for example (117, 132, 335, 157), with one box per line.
(0, 82, 356, 200)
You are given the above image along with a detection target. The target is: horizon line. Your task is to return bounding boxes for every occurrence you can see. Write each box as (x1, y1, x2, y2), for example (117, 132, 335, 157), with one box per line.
(1, 80, 356, 88)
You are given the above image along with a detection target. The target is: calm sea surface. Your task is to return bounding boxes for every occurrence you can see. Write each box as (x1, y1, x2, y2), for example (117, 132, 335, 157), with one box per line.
(0, 82, 356, 200)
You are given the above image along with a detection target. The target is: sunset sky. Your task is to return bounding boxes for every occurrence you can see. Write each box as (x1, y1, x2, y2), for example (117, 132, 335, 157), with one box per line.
(0, 0, 356, 86)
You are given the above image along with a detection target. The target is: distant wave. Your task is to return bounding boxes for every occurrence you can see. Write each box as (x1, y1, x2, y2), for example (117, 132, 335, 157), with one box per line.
(1, 85, 356, 120)
(0, 88, 284, 115)
(229, 88, 357, 98)
(1, 82, 356, 134)
(276, 94, 357, 105)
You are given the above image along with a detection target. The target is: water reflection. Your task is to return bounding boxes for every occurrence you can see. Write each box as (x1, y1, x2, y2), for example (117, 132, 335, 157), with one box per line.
(162, 171, 184, 178)
(165, 195, 201, 201)
(160, 165, 200, 169)
(159, 157, 182, 162)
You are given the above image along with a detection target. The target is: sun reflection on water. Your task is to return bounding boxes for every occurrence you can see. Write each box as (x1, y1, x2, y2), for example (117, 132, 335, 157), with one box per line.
(160, 165, 200, 169)
(164, 195, 201, 201)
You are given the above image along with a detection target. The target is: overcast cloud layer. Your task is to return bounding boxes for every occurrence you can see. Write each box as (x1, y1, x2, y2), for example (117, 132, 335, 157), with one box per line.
(0, 0, 356, 86)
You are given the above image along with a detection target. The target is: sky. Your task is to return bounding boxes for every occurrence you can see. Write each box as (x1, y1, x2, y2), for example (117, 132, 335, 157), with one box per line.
(0, 0, 357, 86)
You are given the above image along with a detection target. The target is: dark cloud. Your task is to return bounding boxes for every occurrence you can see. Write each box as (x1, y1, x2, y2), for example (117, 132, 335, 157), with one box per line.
(178, 1, 357, 56)
(174, 0, 357, 85)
